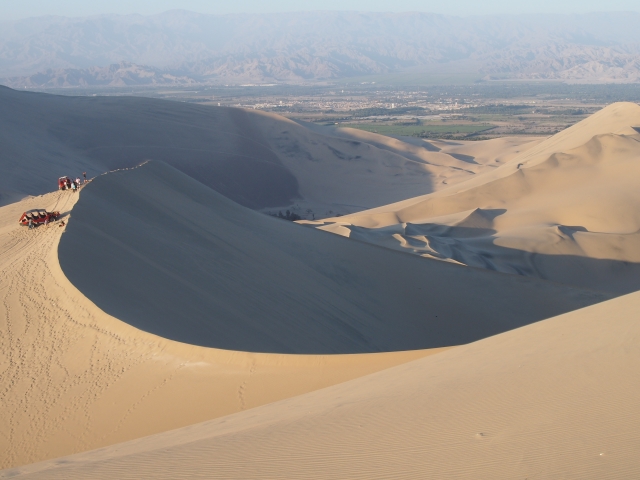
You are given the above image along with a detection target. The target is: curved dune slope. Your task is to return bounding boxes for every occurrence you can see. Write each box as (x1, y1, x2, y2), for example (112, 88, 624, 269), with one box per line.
(0, 86, 504, 213)
(0, 190, 440, 470)
(0, 86, 484, 215)
(58, 161, 607, 354)
(9, 290, 640, 479)
(254, 116, 540, 214)
(0, 86, 297, 208)
(312, 103, 640, 293)
(302, 121, 542, 174)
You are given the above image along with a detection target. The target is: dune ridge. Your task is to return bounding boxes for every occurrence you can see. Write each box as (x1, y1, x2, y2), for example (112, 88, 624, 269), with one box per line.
(6, 287, 640, 479)
(309, 102, 640, 293)
(57, 161, 607, 353)
(0, 159, 611, 468)
(0, 189, 442, 469)
(4, 92, 639, 477)
(0, 86, 527, 215)
(257, 117, 542, 214)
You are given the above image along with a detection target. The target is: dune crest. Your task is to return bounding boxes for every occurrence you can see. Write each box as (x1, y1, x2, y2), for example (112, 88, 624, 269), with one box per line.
(57, 161, 606, 353)
(7, 288, 640, 479)
(0, 189, 441, 469)
(0, 86, 534, 216)
(311, 103, 640, 293)
(4, 97, 639, 475)
(1, 160, 608, 469)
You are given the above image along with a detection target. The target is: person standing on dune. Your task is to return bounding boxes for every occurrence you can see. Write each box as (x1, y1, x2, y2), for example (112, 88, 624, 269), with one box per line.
(83, 172, 87, 183)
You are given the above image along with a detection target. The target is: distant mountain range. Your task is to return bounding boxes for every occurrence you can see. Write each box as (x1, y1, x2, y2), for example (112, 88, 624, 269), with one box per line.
(2, 11, 640, 86)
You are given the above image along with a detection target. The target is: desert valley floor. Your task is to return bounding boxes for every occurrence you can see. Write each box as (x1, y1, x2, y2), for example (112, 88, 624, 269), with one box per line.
(1, 87, 640, 478)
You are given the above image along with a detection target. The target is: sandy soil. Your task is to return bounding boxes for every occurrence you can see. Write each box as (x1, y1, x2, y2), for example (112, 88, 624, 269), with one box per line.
(0, 189, 442, 469)
(0, 85, 533, 217)
(255, 116, 541, 216)
(0, 162, 606, 469)
(3, 92, 639, 478)
(57, 162, 605, 353)
(6, 288, 640, 479)
(310, 103, 640, 293)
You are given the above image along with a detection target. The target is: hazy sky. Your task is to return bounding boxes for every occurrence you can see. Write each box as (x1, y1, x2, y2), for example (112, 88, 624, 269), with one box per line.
(1, 0, 640, 20)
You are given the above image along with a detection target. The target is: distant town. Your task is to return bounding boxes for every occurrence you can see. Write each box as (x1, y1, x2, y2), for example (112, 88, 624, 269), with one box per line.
(37, 82, 640, 140)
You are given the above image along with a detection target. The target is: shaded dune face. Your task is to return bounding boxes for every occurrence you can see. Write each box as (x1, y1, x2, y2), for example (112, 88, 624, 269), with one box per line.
(0, 86, 532, 213)
(58, 162, 609, 354)
(0, 86, 299, 209)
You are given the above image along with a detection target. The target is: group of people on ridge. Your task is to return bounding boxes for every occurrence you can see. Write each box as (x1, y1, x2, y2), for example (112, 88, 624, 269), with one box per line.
(59, 172, 87, 192)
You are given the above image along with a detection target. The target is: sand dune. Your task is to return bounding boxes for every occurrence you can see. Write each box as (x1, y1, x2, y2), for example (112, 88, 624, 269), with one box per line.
(0, 86, 508, 215)
(257, 117, 540, 215)
(0, 86, 298, 209)
(58, 161, 606, 353)
(7, 288, 640, 479)
(314, 123, 542, 172)
(0, 161, 608, 468)
(0, 188, 441, 469)
(310, 103, 640, 293)
(4, 88, 638, 477)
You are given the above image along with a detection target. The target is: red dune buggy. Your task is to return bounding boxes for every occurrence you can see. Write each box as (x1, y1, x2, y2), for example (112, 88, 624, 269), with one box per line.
(19, 210, 60, 226)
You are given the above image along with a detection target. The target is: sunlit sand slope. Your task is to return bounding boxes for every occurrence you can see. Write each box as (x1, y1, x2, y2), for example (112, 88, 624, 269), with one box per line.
(307, 122, 543, 176)
(0, 190, 440, 469)
(311, 103, 640, 293)
(9, 290, 640, 480)
(58, 161, 607, 353)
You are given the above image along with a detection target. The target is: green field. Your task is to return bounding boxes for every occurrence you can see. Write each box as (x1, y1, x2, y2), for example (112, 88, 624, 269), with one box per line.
(341, 123, 496, 137)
